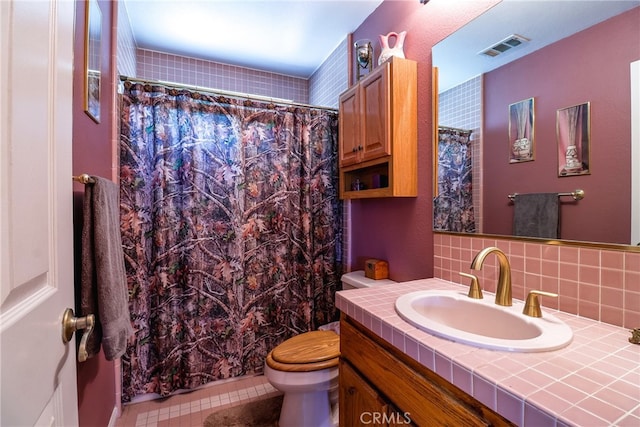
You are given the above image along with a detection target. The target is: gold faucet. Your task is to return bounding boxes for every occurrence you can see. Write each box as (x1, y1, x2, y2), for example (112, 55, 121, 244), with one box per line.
(523, 290, 558, 317)
(470, 247, 512, 306)
(459, 272, 482, 299)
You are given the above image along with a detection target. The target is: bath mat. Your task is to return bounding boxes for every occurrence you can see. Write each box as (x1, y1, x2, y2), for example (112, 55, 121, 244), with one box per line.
(203, 394, 283, 427)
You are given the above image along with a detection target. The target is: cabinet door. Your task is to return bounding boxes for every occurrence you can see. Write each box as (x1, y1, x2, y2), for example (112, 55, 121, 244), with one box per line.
(341, 316, 514, 426)
(340, 360, 391, 426)
(338, 85, 360, 167)
(360, 63, 391, 162)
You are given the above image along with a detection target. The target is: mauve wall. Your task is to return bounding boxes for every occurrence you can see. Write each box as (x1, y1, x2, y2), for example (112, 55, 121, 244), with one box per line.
(349, 1, 500, 281)
(483, 8, 639, 244)
(73, 1, 119, 426)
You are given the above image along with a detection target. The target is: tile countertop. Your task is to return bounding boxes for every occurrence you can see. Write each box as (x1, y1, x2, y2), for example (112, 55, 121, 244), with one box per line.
(335, 278, 640, 427)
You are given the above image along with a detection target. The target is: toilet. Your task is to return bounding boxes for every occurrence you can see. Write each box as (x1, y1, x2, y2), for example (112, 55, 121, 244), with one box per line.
(340, 270, 396, 291)
(264, 330, 340, 427)
(264, 271, 396, 427)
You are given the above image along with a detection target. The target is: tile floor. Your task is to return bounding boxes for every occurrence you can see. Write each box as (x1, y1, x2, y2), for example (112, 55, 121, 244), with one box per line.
(115, 375, 281, 427)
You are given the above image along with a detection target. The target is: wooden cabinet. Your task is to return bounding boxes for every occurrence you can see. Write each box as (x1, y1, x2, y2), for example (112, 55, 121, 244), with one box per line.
(338, 57, 417, 199)
(338, 67, 391, 167)
(340, 360, 412, 426)
(337, 84, 361, 167)
(340, 360, 395, 426)
(339, 315, 515, 427)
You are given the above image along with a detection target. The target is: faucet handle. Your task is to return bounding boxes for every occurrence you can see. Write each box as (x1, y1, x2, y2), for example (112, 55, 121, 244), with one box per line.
(523, 290, 558, 317)
(459, 272, 482, 299)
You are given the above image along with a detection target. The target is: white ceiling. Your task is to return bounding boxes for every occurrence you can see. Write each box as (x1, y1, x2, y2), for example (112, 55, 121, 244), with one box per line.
(434, 0, 640, 92)
(122, 0, 639, 83)
(122, 0, 384, 78)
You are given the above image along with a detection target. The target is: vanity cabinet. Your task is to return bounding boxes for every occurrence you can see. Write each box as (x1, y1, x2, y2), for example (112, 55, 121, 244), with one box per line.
(339, 360, 409, 426)
(339, 315, 515, 427)
(338, 57, 417, 199)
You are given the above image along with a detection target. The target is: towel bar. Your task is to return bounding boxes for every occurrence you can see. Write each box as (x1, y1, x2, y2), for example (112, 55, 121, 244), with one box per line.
(72, 174, 96, 184)
(508, 189, 584, 202)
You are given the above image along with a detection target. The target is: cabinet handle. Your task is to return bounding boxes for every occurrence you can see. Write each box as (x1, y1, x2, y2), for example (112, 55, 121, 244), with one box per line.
(348, 386, 356, 395)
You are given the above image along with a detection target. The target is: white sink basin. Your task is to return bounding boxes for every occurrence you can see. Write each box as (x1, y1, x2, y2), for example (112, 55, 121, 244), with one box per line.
(395, 290, 573, 352)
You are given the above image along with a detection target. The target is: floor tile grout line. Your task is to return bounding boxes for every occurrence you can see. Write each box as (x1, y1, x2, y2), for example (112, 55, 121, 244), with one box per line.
(134, 380, 278, 424)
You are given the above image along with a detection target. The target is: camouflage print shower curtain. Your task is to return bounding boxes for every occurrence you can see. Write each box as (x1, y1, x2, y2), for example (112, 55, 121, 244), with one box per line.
(119, 82, 342, 401)
(433, 127, 476, 233)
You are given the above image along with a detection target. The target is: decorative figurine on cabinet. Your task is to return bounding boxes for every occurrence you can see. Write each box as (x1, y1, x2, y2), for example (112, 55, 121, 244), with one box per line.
(378, 31, 406, 65)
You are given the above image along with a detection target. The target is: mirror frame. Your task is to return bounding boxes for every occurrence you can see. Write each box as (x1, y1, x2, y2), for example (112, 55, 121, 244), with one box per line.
(435, 230, 640, 253)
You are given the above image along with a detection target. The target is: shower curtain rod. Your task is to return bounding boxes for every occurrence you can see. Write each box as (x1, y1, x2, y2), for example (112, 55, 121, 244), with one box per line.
(119, 76, 338, 112)
(438, 125, 473, 134)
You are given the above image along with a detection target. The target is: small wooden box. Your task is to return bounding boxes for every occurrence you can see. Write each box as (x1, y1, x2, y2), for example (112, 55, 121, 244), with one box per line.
(364, 259, 389, 280)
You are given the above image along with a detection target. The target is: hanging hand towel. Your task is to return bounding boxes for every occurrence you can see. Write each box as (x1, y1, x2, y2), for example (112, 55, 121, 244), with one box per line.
(80, 176, 133, 361)
(512, 193, 559, 239)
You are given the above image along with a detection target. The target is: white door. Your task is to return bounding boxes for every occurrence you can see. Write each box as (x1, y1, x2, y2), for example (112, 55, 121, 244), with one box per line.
(1, 1, 78, 426)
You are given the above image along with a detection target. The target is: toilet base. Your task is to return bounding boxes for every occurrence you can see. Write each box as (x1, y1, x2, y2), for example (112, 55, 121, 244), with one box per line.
(264, 363, 338, 427)
(279, 389, 335, 427)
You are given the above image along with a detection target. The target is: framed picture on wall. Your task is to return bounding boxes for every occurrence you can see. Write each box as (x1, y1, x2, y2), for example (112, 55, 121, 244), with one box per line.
(508, 97, 535, 163)
(557, 102, 590, 176)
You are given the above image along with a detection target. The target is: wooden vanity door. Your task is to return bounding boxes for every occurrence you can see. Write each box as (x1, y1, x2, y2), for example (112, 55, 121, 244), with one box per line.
(340, 360, 391, 426)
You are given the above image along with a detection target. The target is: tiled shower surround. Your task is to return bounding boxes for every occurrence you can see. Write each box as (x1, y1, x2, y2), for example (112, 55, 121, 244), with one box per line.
(135, 49, 310, 104)
(131, 44, 348, 109)
(434, 233, 640, 329)
(308, 38, 349, 107)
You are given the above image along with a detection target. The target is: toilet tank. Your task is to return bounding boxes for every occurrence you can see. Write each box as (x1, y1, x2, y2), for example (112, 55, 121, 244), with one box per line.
(341, 270, 396, 290)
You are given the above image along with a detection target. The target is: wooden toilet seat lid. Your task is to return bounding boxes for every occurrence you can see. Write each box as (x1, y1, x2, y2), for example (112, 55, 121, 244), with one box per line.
(271, 330, 340, 364)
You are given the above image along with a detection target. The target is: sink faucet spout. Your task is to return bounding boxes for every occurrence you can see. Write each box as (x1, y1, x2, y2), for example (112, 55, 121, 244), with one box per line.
(470, 247, 512, 306)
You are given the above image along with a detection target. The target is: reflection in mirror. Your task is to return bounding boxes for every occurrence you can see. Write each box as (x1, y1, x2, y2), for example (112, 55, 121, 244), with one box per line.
(433, 127, 476, 233)
(433, 1, 640, 247)
(85, 0, 102, 123)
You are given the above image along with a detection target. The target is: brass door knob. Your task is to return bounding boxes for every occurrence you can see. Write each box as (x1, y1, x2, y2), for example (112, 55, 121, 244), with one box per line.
(61, 308, 95, 362)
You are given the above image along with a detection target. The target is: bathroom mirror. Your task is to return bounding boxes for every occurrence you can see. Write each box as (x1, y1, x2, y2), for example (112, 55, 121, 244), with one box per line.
(433, 0, 640, 248)
(84, 0, 102, 123)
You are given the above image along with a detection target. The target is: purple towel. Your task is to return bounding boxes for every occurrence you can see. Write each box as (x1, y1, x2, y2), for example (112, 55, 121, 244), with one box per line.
(80, 176, 133, 360)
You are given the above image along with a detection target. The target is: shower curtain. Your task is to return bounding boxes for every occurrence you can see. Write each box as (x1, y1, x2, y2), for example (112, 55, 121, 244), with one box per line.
(119, 81, 342, 401)
(433, 127, 476, 233)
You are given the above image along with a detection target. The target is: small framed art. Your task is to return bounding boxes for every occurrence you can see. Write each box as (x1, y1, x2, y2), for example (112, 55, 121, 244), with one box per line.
(557, 102, 590, 176)
(508, 98, 535, 163)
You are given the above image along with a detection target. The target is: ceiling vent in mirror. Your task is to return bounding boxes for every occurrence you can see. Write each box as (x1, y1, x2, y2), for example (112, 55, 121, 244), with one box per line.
(479, 34, 530, 57)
